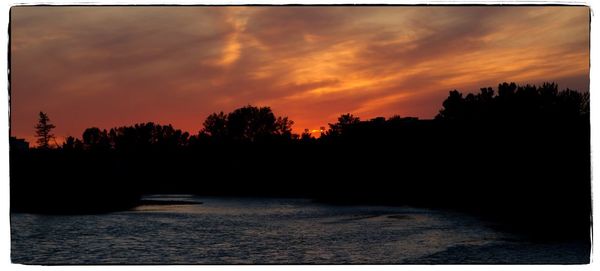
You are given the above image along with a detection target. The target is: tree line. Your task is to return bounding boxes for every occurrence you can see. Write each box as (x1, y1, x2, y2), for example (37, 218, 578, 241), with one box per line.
(30, 82, 588, 152)
(34, 105, 295, 152)
(11, 81, 591, 241)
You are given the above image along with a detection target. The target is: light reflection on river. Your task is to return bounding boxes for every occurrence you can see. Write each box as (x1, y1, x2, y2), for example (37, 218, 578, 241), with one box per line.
(10, 195, 589, 264)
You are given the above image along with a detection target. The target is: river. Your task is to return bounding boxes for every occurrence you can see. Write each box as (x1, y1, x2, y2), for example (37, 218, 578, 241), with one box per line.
(10, 195, 590, 264)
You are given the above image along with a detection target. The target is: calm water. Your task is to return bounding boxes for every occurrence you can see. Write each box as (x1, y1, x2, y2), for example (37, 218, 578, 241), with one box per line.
(11, 195, 589, 264)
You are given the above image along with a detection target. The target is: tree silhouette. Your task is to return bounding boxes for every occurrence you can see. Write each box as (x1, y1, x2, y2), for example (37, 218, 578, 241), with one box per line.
(274, 116, 294, 138)
(201, 111, 228, 141)
(82, 127, 111, 151)
(227, 106, 277, 142)
(435, 82, 589, 122)
(436, 90, 464, 120)
(301, 129, 314, 141)
(34, 111, 56, 149)
(200, 105, 295, 142)
(323, 113, 360, 137)
(62, 136, 83, 151)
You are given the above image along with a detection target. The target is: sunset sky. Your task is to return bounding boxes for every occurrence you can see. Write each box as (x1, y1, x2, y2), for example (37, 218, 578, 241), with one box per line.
(10, 6, 589, 144)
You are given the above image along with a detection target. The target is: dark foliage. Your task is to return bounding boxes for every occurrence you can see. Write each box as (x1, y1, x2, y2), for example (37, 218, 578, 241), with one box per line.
(199, 105, 294, 143)
(34, 111, 56, 149)
(10, 83, 591, 241)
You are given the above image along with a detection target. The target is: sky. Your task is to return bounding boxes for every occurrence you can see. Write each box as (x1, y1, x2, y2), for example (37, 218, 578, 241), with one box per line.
(10, 6, 590, 144)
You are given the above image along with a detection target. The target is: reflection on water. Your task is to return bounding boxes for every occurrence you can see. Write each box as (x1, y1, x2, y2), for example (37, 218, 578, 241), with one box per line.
(11, 195, 589, 264)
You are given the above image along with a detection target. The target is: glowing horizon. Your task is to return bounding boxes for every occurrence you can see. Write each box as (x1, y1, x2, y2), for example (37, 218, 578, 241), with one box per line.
(10, 6, 590, 145)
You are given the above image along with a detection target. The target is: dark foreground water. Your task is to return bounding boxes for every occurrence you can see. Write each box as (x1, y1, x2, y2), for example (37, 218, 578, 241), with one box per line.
(11, 195, 590, 264)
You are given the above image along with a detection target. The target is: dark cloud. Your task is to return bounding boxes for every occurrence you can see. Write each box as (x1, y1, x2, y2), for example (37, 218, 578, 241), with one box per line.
(244, 7, 359, 51)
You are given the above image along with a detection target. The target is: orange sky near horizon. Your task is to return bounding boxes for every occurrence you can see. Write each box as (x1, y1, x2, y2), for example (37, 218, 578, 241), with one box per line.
(10, 6, 590, 145)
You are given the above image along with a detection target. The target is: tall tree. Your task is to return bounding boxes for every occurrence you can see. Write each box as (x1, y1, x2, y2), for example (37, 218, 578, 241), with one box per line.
(201, 112, 228, 140)
(34, 111, 56, 149)
(201, 105, 295, 142)
(325, 113, 360, 137)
